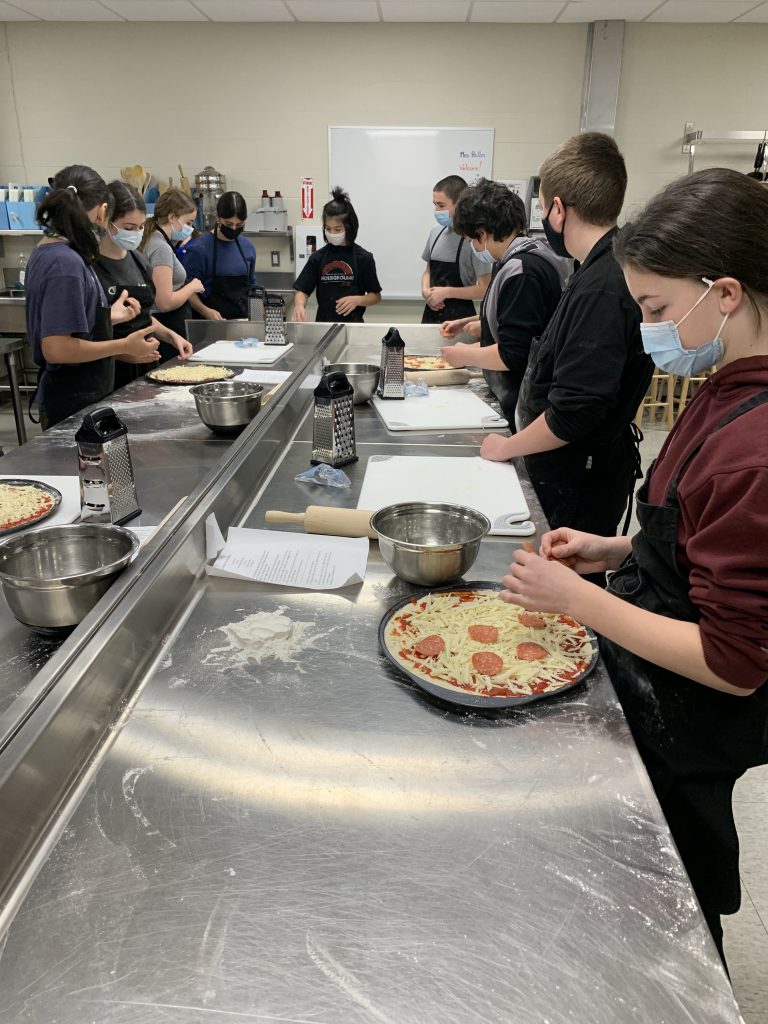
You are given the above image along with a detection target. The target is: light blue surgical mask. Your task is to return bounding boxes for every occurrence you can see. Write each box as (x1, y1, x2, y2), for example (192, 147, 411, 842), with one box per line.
(471, 241, 495, 266)
(434, 211, 452, 227)
(640, 277, 729, 377)
(112, 226, 143, 251)
(171, 221, 194, 242)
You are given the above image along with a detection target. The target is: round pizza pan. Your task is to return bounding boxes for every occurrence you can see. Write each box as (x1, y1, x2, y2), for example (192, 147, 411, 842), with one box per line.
(379, 581, 599, 710)
(0, 479, 63, 537)
(146, 366, 242, 386)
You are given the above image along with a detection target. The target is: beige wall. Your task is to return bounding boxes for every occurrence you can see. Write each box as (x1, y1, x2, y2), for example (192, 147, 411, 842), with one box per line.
(1, 19, 768, 320)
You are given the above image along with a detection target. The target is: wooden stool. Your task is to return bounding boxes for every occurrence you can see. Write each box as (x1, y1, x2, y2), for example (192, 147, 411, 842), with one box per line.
(635, 369, 676, 429)
(676, 369, 713, 419)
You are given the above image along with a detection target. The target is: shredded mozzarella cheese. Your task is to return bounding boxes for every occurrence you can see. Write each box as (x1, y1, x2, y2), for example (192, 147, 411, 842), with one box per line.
(0, 484, 54, 530)
(149, 365, 234, 383)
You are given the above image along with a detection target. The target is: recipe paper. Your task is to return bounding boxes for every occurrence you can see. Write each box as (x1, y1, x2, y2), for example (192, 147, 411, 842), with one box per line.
(205, 515, 368, 590)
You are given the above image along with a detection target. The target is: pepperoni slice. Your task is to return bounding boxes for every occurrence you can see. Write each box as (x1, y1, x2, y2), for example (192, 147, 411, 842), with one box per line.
(468, 624, 499, 643)
(516, 642, 548, 661)
(414, 634, 445, 659)
(472, 651, 504, 676)
(518, 611, 546, 630)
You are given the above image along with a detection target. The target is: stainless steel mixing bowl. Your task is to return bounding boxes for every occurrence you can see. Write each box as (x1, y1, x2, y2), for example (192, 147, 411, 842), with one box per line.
(324, 363, 380, 404)
(190, 380, 264, 435)
(370, 502, 490, 586)
(0, 523, 139, 633)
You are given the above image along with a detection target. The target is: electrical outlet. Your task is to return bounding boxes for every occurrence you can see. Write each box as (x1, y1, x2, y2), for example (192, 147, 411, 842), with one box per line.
(271, 251, 280, 267)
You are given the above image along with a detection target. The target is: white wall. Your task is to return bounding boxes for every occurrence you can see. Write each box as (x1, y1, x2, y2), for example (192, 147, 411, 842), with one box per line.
(2, 19, 768, 321)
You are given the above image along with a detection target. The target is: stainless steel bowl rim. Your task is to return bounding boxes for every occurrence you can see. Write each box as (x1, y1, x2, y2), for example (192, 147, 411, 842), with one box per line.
(0, 523, 139, 589)
(190, 382, 264, 401)
(324, 363, 380, 375)
(370, 502, 491, 551)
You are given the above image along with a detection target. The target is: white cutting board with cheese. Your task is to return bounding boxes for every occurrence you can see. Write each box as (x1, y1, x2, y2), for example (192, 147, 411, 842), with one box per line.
(189, 341, 294, 365)
(370, 389, 505, 432)
(0, 475, 81, 532)
(357, 456, 531, 535)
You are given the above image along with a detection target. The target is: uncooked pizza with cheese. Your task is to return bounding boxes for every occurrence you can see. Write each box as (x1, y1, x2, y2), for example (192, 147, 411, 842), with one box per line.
(147, 365, 236, 385)
(0, 480, 60, 533)
(404, 355, 453, 371)
(382, 587, 596, 700)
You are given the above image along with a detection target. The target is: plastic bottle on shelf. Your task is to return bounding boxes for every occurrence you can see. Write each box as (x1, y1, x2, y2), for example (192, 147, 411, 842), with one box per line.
(16, 252, 27, 289)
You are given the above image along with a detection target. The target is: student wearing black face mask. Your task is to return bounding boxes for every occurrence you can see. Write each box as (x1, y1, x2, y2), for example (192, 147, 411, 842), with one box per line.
(180, 192, 257, 320)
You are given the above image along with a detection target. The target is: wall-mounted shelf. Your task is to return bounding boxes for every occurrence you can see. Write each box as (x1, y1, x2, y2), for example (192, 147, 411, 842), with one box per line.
(0, 230, 43, 236)
(682, 122, 768, 174)
(245, 228, 294, 260)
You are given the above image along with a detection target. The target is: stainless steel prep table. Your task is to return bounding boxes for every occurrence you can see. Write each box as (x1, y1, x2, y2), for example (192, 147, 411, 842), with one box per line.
(0, 324, 743, 1024)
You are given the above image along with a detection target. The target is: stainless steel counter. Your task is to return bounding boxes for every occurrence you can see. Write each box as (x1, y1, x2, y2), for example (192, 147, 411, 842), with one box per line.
(0, 324, 744, 1024)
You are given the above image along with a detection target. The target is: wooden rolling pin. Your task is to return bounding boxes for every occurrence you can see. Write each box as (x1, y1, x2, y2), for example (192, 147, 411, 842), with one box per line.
(265, 506, 376, 539)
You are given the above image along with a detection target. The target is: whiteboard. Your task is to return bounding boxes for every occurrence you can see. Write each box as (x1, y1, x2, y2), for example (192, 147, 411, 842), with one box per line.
(328, 126, 494, 301)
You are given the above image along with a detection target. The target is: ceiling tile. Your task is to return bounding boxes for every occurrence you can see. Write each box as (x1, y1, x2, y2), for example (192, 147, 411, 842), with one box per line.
(472, 2, 566, 22)
(648, 1, 758, 21)
(286, 0, 379, 20)
(10, 0, 122, 17)
(195, 0, 293, 19)
(379, 1, 470, 21)
(0, 1, 39, 17)
(557, 0, 660, 20)
(734, 0, 768, 19)
(101, 0, 207, 19)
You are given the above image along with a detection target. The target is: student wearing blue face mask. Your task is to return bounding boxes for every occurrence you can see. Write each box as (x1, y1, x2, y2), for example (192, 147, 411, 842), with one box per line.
(420, 175, 491, 324)
(500, 167, 768, 967)
(140, 188, 205, 346)
(95, 182, 192, 388)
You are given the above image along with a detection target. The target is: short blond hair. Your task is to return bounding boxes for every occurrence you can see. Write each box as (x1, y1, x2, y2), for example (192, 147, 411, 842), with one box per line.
(539, 132, 627, 226)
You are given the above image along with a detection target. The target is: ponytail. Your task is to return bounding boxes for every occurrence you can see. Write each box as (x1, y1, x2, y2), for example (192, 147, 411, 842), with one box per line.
(322, 185, 359, 243)
(141, 187, 197, 250)
(36, 164, 110, 264)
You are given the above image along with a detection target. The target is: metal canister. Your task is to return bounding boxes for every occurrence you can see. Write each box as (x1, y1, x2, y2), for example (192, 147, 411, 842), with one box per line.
(377, 327, 405, 399)
(311, 371, 358, 468)
(75, 407, 141, 526)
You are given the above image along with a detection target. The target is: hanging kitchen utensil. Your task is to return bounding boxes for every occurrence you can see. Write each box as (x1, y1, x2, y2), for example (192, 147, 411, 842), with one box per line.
(141, 171, 150, 196)
(747, 134, 766, 179)
(178, 164, 192, 196)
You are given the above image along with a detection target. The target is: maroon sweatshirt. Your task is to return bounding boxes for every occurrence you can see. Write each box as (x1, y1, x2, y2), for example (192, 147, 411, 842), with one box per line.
(647, 356, 768, 690)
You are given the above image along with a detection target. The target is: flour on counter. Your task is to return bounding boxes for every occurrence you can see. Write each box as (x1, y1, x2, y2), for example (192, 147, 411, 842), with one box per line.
(213, 607, 337, 670)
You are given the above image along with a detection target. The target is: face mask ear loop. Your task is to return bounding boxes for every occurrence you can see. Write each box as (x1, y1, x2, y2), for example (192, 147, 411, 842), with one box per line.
(675, 278, 715, 328)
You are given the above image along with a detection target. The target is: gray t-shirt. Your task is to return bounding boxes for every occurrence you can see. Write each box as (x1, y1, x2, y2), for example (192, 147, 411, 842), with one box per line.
(143, 229, 187, 314)
(421, 225, 488, 286)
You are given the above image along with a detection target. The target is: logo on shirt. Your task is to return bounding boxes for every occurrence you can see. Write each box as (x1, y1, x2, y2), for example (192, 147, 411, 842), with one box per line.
(320, 259, 354, 287)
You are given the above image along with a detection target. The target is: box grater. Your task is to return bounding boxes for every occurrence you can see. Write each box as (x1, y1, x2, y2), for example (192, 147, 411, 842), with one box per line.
(247, 285, 266, 323)
(311, 371, 358, 468)
(75, 407, 141, 525)
(376, 327, 405, 399)
(247, 287, 287, 345)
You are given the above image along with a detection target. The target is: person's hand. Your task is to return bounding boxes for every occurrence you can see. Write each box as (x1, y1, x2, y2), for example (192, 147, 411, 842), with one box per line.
(500, 548, 590, 615)
(440, 344, 470, 368)
(110, 290, 141, 325)
(425, 287, 446, 311)
(122, 325, 160, 363)
(429, 286, 451, 306)
(188, 277, 206, 295)
(540, 528, 624, 575)
(203, 307, 224, 321)
(292, 304, 308, 323)
(335, 295, 361, 317)
(439, 319, 463, 338)
(480, 432, 513, 462)
(465, 320, 481, 340)
(170, 332, 193, 359)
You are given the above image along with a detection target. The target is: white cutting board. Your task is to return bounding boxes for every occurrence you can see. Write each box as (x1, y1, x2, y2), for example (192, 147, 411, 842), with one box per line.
(371, 389, 505, 431)
(189, 341, 294, 365)
(357, 456, 530, 535)
(0, 475, 81, 533)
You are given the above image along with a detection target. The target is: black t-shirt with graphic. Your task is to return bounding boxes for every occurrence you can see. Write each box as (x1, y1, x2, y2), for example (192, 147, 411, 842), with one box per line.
(293, 242, 382, 322)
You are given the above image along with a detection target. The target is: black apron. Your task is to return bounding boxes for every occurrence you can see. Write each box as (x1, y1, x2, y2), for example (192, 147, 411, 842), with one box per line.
(39, 268, 114, 429)
(206, 231, 250, 320)
(479, 240, 539, 428)
(422, 227, 477, 325)
(316, 246, 364, 323)
(95, 251, 155, 389)
(153, 227, 192, 346)
(602, 391, 768, 919)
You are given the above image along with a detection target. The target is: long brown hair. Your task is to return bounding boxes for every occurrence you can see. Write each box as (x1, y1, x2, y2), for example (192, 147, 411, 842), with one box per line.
(614, 168, 768, 327)
(141, 187, 196, 249)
